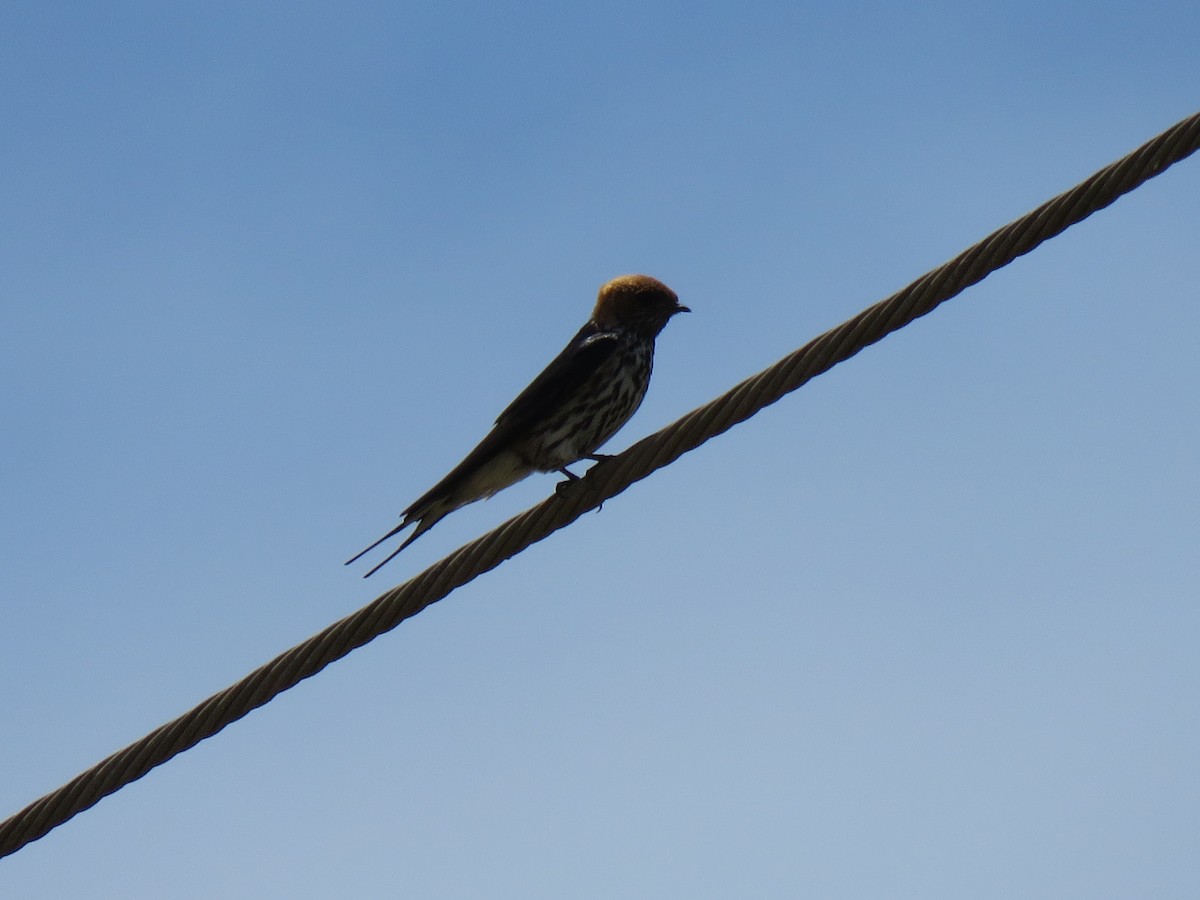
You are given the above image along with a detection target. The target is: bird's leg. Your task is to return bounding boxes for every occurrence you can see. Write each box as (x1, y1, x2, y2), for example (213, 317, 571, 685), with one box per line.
(555, 466, 580, 495)
(553, 462, 610, 512)
(552, 462, 609, 512)
(582, 456, 611, 510)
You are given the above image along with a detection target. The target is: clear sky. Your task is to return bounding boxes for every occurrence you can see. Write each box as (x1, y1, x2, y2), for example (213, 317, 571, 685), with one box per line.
(2, 2, 1198, 897)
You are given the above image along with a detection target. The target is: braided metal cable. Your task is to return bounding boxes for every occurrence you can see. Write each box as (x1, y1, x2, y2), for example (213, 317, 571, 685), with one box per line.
(3, 111, 1198, 860)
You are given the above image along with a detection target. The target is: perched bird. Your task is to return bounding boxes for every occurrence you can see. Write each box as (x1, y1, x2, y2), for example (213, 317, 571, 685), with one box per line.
(347, 274, 689, 577)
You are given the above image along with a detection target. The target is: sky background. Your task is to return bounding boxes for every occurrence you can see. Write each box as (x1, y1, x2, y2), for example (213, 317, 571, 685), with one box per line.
(2, 2, 1198, 897)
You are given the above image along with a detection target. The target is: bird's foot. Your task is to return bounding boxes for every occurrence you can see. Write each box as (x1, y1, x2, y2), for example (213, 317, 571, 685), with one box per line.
(555, 466, 580, 495)
(583, 456, 611, 510)
(553, 463, 605, 511)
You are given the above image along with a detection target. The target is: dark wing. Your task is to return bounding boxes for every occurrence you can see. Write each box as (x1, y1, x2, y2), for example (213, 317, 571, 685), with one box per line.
(494, 322, 616, 430)
(399, 324, 618, 518)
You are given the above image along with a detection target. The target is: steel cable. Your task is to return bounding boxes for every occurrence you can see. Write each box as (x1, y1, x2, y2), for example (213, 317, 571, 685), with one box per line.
(3, 110, 1197, 860)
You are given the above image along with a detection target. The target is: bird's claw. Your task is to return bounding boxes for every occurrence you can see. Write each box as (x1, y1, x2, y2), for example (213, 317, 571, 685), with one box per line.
(554, 465, 580, 496)
(553, 476, 604, 512)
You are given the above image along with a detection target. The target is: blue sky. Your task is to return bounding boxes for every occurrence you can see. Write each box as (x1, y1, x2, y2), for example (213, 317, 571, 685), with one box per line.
(2, 2, 1198, 896)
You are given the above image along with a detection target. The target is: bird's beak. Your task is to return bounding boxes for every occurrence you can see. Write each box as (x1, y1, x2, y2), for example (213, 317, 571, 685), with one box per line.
(674, 304, 691, 315)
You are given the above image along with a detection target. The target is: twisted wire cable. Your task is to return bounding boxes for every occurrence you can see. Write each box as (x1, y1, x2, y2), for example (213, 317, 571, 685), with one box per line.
(3, 110, 1197, 860)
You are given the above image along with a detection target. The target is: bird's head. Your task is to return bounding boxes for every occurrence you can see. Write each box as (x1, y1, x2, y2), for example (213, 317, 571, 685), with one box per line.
(592, 274, 689, 337)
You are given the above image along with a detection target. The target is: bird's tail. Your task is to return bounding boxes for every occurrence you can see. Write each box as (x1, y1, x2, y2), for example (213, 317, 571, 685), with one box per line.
(344, 523, 407, 567)
(344, 504, 451, 578)
(345, 450, 530, 578)
(356, 525, 424, 578)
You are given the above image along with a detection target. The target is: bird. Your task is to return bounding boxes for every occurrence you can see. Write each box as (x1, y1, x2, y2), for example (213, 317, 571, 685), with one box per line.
(346, 274, 689, 577)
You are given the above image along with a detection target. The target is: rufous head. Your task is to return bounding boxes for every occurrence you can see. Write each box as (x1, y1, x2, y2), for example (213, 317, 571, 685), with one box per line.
(591, 274, 689, 336)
